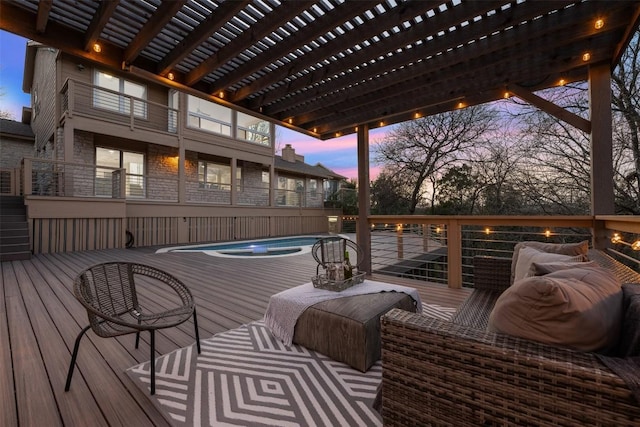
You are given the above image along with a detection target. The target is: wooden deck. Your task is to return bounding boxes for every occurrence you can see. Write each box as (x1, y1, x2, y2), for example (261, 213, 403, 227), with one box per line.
(0, 246, 472, 426)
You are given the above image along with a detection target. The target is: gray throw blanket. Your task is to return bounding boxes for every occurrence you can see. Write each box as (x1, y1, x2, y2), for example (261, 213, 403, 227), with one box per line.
(264, 280, 422, 346)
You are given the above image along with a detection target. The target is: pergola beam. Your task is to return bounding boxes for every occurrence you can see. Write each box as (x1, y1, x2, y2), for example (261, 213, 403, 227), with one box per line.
(267, 0, 598, 123)
(83, 1, 119, 52)
(208, 1, 374, 96)
(157, 1, 250, 76)
(186, 1, 314, 86)
(35, 0, 52, 33)
(508, 84, 591, 134)
(123, 0, 188, 65)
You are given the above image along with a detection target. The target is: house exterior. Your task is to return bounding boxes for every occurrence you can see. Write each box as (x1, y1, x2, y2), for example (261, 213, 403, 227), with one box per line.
(14, 41, 345, 254)
(0, 117, 34, 195)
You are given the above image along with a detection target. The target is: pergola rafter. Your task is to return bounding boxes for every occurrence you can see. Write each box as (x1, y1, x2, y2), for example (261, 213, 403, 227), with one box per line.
(1, 0, 637, 140)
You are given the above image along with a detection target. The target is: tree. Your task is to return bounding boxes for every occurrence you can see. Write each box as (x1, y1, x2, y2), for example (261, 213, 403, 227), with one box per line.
(611, 33, 640, 214)
(374, 105, 498, 214)
(0, 89, 15, 120)
(339, 179, 359, 215)
(370, 167, 413, 214)
(433, 164, 478, 214)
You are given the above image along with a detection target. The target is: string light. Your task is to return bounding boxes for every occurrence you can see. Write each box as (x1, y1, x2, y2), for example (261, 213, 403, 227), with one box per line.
(594, 18, 604, 30)
(92, 43, 102, 53)
(544, 229, 552, 238)
(582, 52, 591, 62)
(484, 227, 491, 235)
(167, 72, 175, 81)
(611, 233, 640, 250)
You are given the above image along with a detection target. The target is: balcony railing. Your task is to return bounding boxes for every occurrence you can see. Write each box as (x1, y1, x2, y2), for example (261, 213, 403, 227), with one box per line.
(343, 215, 640, 288)
(23, 158, 125, 198)
(61, 79, 179, 134)
(21, 158, 179, 202)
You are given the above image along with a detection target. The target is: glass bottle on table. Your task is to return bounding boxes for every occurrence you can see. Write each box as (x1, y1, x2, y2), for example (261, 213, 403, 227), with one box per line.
(343, 250, 353, 280)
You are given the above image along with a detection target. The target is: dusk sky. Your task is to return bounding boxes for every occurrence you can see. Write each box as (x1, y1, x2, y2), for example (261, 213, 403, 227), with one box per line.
(0, 30, 388, 181)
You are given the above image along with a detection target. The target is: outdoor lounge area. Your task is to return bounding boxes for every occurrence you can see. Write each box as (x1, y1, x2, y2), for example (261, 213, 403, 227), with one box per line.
(0, 243, 471, 426)
(1, 1, 640, 426)
(3, 233, 640, 425)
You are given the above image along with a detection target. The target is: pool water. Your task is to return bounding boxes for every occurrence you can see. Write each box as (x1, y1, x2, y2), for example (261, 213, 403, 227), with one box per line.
(156, 236, 327, 258)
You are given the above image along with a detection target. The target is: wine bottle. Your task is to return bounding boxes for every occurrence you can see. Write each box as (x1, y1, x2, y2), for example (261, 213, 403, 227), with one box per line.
(343, 250, 353, 279)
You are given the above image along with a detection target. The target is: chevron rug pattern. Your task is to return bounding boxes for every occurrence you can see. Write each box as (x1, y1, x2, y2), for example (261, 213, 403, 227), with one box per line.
(126, 304, 454, 427)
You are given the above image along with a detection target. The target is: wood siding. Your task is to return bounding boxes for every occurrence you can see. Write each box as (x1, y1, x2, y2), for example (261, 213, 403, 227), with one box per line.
(32, 45, 58, 151)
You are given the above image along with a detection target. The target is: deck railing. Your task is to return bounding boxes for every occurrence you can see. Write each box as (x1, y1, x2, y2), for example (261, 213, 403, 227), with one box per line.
(343, 215, 640, 287)
(61, 79, 179, 134)
(22, 158, 125, 198)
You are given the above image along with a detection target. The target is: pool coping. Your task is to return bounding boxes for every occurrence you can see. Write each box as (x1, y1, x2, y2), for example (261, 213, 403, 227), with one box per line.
(155, 234, 349, 259)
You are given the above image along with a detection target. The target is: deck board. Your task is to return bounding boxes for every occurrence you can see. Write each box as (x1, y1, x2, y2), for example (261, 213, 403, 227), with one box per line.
(1, 245, 472, 426)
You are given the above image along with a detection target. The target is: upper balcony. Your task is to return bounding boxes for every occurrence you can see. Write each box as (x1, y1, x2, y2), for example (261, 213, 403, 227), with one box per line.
(60, 78, 180, 147)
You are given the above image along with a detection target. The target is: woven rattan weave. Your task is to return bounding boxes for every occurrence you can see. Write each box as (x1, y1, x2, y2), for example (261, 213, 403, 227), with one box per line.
(381, 249, 640, 426)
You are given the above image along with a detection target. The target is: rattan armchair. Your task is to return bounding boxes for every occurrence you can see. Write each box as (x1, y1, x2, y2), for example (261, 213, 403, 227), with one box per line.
(311, 236, 364, 275)
(65, 262, 200, 395)
(380, 250, 640, 426)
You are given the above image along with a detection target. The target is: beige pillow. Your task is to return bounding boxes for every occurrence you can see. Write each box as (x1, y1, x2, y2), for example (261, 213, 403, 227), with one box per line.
(513, 246, 584, 282)
(488, 266, 623, 353)
(510, 240, 589, 284)
(532, 260, 599, 276)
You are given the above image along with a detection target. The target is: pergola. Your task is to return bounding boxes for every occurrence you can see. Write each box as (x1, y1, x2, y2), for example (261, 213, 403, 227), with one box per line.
(2, 0, 639, 271)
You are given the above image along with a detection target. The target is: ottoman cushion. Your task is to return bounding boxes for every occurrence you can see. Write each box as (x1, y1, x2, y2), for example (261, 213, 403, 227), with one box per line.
(293, 292, 417, 372)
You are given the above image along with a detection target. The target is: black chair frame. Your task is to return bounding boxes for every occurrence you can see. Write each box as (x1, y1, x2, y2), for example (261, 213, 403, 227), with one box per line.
(64, 262, 201, 395)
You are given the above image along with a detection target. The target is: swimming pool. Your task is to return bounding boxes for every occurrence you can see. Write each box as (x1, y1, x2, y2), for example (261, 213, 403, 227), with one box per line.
(156, 236, 332, 258)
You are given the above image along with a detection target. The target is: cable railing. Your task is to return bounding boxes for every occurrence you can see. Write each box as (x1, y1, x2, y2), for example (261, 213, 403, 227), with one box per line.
(23, 158, 125, 198)
(342, 215, 639, 287)
(61, 79, 179, 134)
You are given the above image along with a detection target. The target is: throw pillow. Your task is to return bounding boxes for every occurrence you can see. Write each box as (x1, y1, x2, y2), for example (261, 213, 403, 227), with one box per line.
(616, 283, 640, 357)
(531, 260, 599, 276)
(488, 266, 623, 353)
(513, 246, 584, 283)
(510, 240, 589, 284)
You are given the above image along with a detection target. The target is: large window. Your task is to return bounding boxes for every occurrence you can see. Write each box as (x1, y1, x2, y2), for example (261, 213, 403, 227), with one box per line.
(188, 95, 232, 136)
(278, 176, 304, 206)
(198, 160, 242, 191)
(96, 147, 145, 197)
(93, 71, 147, 118)
(237, 112, 271, 146)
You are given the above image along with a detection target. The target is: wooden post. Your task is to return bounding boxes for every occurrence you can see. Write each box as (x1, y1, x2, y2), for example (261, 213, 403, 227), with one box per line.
(396, 223, 404, 259)
(357, 124, 372, 276)
(447, 219, 462, 289)
(589, 63, 614, 249)
(23, 158, 32, 195)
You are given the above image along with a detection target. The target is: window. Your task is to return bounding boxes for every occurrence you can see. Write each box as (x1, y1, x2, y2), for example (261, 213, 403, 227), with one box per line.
(237, 112, 271, 146)
(188, 95, 231, 136)
(198, 160, 242, 191)
(168, 90, 179, 133)
(93, 71, 147, 118)
(277, 176, 305, 206)
(309, 179, 318, 196)
(96, 147, 145, 197)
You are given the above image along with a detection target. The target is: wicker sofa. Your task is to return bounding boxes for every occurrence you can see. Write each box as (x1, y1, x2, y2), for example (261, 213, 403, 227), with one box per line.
(380, 249, 640, 426)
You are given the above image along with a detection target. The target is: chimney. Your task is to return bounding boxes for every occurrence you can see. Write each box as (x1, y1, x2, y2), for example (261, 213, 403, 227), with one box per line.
(281, 144, 304, 163)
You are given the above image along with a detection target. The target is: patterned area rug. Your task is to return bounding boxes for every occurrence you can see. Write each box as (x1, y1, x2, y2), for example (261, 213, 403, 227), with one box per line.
(126, 304, 454, 427)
